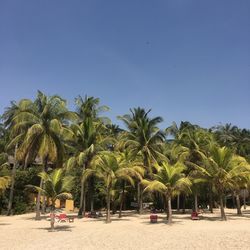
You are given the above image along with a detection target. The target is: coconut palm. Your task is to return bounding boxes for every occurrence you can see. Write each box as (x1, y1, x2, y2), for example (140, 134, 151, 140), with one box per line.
(83, 151, 144, 223)
(116, 150, 144, 217)
(194, 145, 250, 220)
(2, 99, 33, 215)
(27, 169, 73, 230)
(118, 108, 165, 213)
(142, 161, 191, 224)
(66, 95, 111, 217)
(66, 120, 111, 216)
(167, 123, 213, 213)
(9, 91, 75, 219)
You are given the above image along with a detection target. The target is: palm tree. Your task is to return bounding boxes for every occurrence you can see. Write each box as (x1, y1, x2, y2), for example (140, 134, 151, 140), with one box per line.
(194, 145, 250, 220)
(67, 95, 111, 217)
(142, 161, 191, 224)
(0, 123, 11, 195)
(116, 150, 144, 218)
(167, 123, 213, 213)
(66, 120, 110, 216)
(9, 91, 75, 219)
(2, 99, 33, 215)
(118, 108, 165, 213)
(27, 169, 73, 230)
(83, 151, 144, 223)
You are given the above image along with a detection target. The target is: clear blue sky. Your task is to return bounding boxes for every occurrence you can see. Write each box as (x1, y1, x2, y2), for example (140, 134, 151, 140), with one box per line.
(0, 0, 249, 129)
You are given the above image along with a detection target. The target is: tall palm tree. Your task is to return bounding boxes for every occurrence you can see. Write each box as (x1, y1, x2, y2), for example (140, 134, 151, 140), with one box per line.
(83, 151, 144, 223)
(2, 99, 33, 215)
(116, 150, 144, 217)
(0, 123, 11, 195)
(9, 91, 75, 219)
(66, 120, 111, 216)
(118, 107, 165, 213)
(27, 169, 73, 230)
(194, 145, 250, 220)
(167, 122, 213, 213)
(142, 161, 191, 224)
(67, 95, 110, 217)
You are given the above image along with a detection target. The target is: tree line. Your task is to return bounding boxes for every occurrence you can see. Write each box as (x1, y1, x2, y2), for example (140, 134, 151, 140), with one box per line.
(0, 90, 250, 224)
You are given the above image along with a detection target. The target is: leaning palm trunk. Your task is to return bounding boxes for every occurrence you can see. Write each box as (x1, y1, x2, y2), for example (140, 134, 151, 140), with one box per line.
(235, 192, 242, 215)
(219, 194, 227, 221)
(7, 144, 18, 216)
(106, 189, 111, 223)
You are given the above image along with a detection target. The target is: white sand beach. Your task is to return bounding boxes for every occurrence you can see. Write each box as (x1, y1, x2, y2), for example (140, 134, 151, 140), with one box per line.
(0, 208, 250, 250)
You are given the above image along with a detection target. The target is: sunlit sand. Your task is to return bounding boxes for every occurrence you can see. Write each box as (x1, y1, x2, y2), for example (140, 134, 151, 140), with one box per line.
(0, 208, 250, 250)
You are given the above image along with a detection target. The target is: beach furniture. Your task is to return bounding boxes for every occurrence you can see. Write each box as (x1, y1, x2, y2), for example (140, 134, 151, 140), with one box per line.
(54, 213, 74, 223)
(191, 211, 199, 220)
(150, 214, 158, 223)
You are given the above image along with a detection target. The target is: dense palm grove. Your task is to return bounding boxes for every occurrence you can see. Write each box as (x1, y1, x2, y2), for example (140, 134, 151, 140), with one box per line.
(0, 91, 250, 224)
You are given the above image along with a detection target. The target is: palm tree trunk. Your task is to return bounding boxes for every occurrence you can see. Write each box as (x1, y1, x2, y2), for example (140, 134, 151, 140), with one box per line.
(90, 198, 94, 212)
(50, 201, 55, 231)
(106, 188, 111, 223)
(243, 189, 246, 210)
(236, 192, 242, 215)
(89, 176, 95, 212)
(137, 182, 143, 214)
(182, 194, 186, 214)
(35, 178, 43, 220)
(7, 144, 18, 216)
(219, 194, 227, 221)
(78, 179, 85, 217)
(119, 181, 125, 218)
(41, 182, 46, 214)
(232, 192, 236, 209)
(79, 163, 87, 217)
(165, 194, 169, 218)
(194, 194, 198, 213)
(41, 157, 48, 214)
(166, 195, 172, 224)
(35, 157, 48, 220)
(177, 194, 180, 212)
(209, 189, 213, 213)
(24, 152, 30, 169)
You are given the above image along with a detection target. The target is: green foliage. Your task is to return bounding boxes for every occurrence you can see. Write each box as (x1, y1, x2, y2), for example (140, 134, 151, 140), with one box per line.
(142, 161, 191, 198)
(27, 168, 74, 205)
(1, 93, 250, 219)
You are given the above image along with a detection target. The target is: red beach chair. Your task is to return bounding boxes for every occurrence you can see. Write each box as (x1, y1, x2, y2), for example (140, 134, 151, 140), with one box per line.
(54, 213, 74, 223)
(150, 214, 158, 223)
(191, 211, 199, 220)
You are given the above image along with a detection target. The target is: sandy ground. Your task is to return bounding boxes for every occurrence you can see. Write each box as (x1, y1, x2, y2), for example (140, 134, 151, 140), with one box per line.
(0, 208, 250, 250)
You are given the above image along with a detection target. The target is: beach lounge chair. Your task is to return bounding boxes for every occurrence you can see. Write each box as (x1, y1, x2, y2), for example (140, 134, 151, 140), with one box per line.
(191, 211, 199, 220)
(150, 214, 158, 223)
(55, 213, 74, 223)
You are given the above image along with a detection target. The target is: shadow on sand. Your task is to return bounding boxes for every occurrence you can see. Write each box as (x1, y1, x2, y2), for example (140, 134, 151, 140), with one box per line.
(35, 225, 74, 232)
(0, 223, 11, 225)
